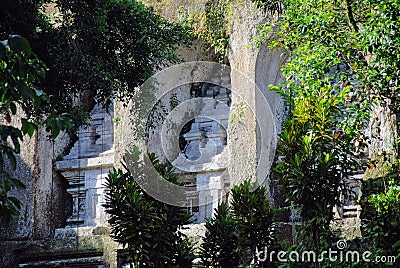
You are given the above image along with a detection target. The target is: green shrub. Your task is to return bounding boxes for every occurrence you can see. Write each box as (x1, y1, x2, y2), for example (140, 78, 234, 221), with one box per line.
(360, 167, 400, 262)
(200, 202, 240, 267)
(200, 181, 275, 267)
(274, 83, 362, 251)
(103, 149, 194, 267)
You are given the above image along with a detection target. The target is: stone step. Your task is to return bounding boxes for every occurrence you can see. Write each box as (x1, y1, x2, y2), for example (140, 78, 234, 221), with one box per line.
(17, 249, 106, 268)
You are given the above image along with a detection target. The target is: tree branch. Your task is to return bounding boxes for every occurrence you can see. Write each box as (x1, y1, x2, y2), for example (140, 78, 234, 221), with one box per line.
(346, 0, 359, 32)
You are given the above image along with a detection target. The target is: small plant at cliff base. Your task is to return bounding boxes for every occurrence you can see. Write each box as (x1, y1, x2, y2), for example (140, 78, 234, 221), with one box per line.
(200, 181, 275, 267)
(369, 180, 400, 260)
(231, 181, 275, 265)
(103, 148, 194, 268)
(0, 35, 75, 227)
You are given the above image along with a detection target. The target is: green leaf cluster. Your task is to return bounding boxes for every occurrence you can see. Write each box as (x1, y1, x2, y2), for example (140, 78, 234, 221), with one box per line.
(256, 0, 400, 259)
(274, 84, 362, 251)
(1, 0, 190, 110)
(52, 0, 191, 107)
(103, 148, 194, 267)
(360, 168, 400, 261)
(203, 0, 232, 57)
(200, 181, 275, 267)
(180, 0, 232, 60)
(257, 0, 373, 253)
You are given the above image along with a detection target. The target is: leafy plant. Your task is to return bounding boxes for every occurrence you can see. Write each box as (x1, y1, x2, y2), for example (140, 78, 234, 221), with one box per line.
(252, 0, 375, 255)
(203, 0, 231, 57)
(53, 0, 191, 107)
(231, 181, 275, 265)
(360, 166, 400, 261)
(254, 0, 400, 263)
(181, 0, 232, 60)
(103, 148, 194, 267)
(200, 181, 275, 267)
(1, 0, 190, 110)
(200, 202, 240, 267)
(274, 83, 363, 252)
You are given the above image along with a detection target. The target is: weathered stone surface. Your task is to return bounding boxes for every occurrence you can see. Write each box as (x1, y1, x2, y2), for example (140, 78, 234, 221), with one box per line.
(330, 218, 362, 241)
(16, 226, 118, 268)
(55, 105, 114, 228)
(0, 110, 73, 266)
(2, 1, 382, 266)
(228, 0, 284, 197)
(180, 223, 206, 253)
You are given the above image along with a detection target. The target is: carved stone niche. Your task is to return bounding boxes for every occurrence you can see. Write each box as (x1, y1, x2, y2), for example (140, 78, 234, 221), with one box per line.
(56, 105, 114, 228)
(173, 83, 231, 223)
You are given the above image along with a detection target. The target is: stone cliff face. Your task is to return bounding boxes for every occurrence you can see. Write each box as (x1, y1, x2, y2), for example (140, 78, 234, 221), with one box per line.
(3, 0, 392, 266)
(228, 1, 285, 196)
(0, 123, 72, 265)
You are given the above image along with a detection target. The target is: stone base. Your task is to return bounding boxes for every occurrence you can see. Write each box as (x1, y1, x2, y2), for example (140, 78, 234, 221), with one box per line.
(180, 223, 206, 253)
(15, 227, 119, 268)
(17, 250, 105, 267)
(330, 218, 362, 240)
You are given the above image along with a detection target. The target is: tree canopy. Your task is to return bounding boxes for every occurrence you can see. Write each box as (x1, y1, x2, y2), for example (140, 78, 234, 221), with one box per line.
(0, 0, 190, 227)
(0, 0, 190, 110)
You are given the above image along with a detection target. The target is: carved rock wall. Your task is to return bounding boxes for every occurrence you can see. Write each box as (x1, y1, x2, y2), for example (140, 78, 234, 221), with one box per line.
(228, 0, 285, 196)
(0, 119, 72, 266)
(55, 105, 114, 228)
(1, 1, 301, 266)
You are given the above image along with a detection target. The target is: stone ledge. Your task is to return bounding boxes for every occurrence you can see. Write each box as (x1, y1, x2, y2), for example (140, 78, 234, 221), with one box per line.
(17, 249, 105, 268)
(55, 153, 114, 171)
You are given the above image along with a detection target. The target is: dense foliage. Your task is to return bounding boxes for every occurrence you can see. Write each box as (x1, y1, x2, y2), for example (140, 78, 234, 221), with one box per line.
(200, 202, 240, 267)
(360, 165, 400, 261)
(0, 0, 190, 109)
(200, 181, 275, 267)
(263, 0, 368, 252)
(274, 84, 363, 250)
(103, 149, 194, 267)
(53, 0, 190, 107)
(256, 0, 400, 262)
(203, 0, 231, 57)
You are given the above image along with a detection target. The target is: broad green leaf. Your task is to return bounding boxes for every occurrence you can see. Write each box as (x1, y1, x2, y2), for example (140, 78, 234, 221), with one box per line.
(9, 178, 26, 189)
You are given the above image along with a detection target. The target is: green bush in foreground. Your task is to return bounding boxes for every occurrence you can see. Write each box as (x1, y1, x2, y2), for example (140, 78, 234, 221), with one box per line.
(200, 181, 275, 267)
(104, 149, 194, 267)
